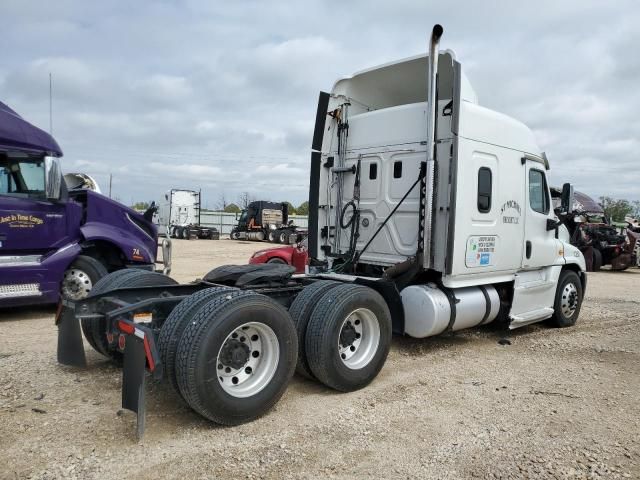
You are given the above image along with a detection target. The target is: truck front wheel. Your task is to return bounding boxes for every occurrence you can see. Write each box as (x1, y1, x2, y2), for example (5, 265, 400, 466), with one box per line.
(61, 255, 107, 302)
(305, 284, 392, 392)
(592, 249, 602, 272)
(549, 270, 583, 328)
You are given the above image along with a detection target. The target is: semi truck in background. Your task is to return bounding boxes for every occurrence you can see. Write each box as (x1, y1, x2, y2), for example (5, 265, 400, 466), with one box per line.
(230, 200, 301, 243)
(156, 189, 219, 240)
(551, 188, 635, 271)
(58, 25, 586, 437)
(0, 101, 170, 307)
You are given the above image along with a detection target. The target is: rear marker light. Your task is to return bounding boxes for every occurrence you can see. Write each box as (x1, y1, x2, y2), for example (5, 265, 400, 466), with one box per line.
(117, 320, 135, 335)
(115, 320, 156, 372)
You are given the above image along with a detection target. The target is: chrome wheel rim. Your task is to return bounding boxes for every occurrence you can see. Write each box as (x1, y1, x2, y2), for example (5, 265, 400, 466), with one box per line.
(561, 282, 579, 318)
(338, 308, 380, 370)
(216, 322, 279, 398)
(61, 268, 93, 301)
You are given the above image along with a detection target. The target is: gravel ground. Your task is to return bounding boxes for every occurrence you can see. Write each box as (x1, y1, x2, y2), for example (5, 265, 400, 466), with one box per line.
(1, 239, 639, 479)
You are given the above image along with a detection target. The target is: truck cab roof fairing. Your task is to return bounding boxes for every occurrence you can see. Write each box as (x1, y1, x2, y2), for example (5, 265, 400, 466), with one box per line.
(0, 102, 62, 156)
(330, 51, 478, 113)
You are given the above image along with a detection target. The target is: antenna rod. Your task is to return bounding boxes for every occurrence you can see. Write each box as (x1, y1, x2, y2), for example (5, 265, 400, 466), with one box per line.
(49, 73, 53, 134)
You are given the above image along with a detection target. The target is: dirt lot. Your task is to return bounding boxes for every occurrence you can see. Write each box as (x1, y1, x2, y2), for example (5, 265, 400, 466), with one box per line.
(1, 239, 639, 479)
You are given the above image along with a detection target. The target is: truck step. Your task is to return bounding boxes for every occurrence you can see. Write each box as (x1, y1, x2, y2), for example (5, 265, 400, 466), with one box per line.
(0, 283, 42, 298)
(0, 255, 42, 267)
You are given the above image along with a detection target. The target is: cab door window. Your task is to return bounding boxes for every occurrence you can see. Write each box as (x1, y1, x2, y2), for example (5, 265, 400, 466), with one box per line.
(0, 157, 46, 197)
(528, 169, 549, 214)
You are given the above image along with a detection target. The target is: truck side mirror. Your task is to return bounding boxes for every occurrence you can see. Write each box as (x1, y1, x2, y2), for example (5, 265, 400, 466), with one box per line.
(560, 183, 574, 215)
(44, 156, 62, 201)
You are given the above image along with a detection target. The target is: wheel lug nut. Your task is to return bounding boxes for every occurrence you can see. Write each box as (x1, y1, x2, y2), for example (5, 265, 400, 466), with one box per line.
(225, 367, 231, 373)
(251, 334, 258, 341)
(218, 363, 223, 370)
(341, 353, 346, 359)
(350, 346, 356, 352)
(245, 367, 252, 374)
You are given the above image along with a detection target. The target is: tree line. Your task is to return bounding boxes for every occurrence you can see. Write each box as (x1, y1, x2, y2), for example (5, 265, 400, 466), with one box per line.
(216, 192, 309, 215)
(599, 197, 640, 223)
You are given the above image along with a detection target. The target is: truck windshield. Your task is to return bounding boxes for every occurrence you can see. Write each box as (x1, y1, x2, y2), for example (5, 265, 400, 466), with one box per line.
(0, 156, 46, 198)
(238, 210, 248, 223)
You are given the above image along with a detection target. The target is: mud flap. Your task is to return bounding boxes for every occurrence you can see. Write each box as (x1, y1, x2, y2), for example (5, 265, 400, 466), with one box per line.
(56, 302, 87, 367)
(122, 334, 147, 439)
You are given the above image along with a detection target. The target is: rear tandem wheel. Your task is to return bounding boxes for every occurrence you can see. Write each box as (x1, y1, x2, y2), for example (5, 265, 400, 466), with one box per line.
(174, 291, 297, 425)
(304, 283, 392, 392)
(157, 286, 234, 392)
(288, 280, 340, 379)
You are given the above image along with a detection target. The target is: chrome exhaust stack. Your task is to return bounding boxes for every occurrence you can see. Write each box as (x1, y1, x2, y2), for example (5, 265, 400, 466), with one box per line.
(426, 24, 443, 167)
(421, 24, 443, 268)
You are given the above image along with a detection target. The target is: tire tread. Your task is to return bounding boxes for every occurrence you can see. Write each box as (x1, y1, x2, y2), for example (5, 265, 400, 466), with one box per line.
(288, 280, 339, 379)
(157, 286, 233, 392)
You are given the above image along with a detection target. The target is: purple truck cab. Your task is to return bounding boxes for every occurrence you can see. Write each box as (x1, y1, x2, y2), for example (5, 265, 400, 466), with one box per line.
(0, 101, 171, 307)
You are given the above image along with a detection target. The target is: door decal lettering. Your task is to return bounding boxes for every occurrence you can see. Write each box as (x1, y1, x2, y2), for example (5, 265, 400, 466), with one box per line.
(500, 200, 521, 224)
(0, 214, 44, 228)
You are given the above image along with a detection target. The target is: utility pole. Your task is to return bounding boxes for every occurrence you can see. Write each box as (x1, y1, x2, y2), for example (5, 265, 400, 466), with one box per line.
(109, 174, 113, 198)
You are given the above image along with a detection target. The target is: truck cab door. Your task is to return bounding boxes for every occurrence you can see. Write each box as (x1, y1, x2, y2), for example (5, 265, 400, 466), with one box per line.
(509, 160, 561, 327)
(0, 158, 68, 254)
(522, 161, 558, 269)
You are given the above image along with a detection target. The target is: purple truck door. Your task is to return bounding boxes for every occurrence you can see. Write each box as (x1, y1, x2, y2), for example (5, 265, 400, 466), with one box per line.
(0, 196, 67, 253)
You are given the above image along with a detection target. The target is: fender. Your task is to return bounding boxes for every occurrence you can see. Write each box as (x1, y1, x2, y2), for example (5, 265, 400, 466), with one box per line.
(0, 242, 82, 306)
(560, 242, 587, 294)
(81, 222, 154, 264)
(559, 241, 586, 271)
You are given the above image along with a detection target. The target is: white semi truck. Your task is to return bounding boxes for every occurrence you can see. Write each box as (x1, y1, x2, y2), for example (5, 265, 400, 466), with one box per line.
(58, 25, 586, 436)
(155, 189, 219, 240)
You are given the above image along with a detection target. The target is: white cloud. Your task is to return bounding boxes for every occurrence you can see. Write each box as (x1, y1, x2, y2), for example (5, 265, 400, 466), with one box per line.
(1, 0, 639, 205)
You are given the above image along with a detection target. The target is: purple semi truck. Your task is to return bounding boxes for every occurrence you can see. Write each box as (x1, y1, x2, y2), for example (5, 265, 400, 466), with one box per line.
(0, 101, 171, 307)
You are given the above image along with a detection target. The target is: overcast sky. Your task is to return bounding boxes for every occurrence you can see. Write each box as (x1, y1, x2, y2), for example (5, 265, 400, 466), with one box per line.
(1, 1, 639, 207)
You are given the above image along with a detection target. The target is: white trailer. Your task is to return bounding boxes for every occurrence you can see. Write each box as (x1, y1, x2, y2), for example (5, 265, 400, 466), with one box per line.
(156, 189, 219, 240)
(58, 25, 587, 435)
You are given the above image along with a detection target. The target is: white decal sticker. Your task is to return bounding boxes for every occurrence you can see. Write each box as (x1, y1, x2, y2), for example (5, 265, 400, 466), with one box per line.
(465, 235, 497, 267)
